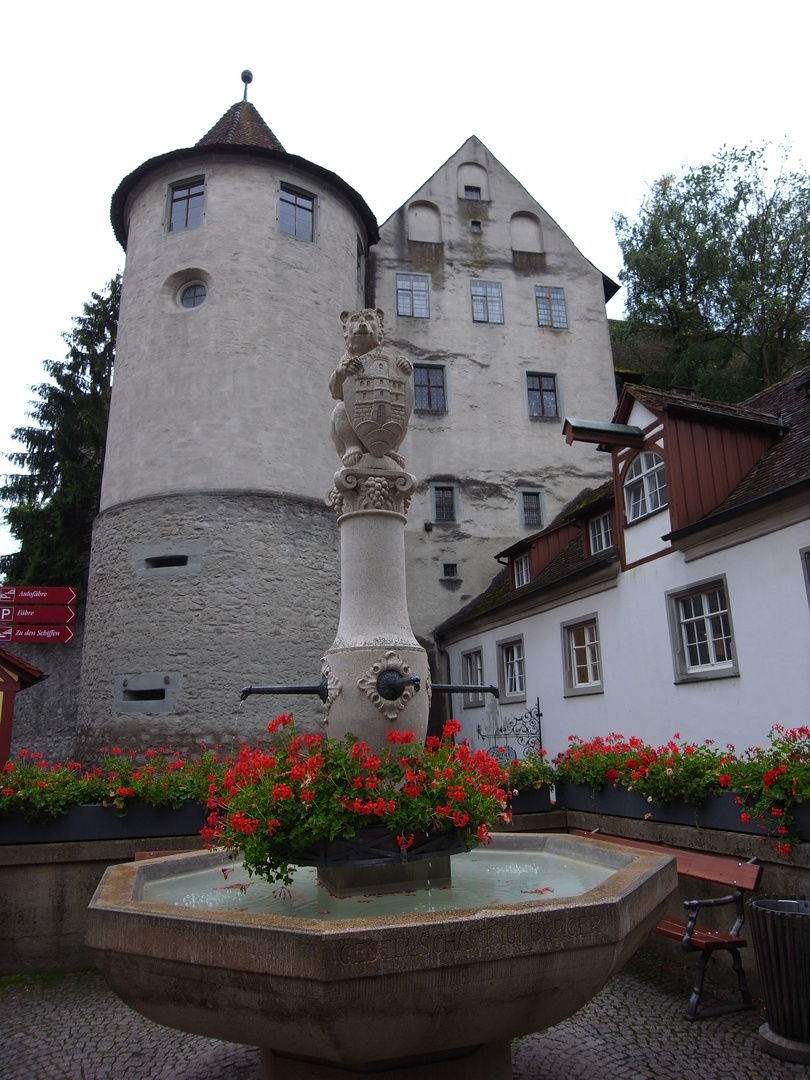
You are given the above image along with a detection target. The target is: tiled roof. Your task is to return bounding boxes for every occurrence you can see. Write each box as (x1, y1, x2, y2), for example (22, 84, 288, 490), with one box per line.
(0, 648, 44, 685)
(435, 540, 618, 636)
(619, 384, 781, 430)
(196, 102, 286, 152)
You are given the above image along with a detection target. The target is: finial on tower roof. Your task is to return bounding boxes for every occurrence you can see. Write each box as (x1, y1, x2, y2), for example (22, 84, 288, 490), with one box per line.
(241, 70, 253, 102)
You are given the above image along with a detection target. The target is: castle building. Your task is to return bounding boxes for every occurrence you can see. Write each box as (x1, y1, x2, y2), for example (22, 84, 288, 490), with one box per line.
(75, 96, 619, 755)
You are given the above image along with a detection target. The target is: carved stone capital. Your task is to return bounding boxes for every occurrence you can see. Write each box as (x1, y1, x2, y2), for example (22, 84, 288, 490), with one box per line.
(328, 466, 416, 520)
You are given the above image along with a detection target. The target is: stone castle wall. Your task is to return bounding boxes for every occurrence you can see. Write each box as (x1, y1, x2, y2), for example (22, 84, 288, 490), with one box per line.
(7, 613, 84, 763)
(76, 491, 341, 758)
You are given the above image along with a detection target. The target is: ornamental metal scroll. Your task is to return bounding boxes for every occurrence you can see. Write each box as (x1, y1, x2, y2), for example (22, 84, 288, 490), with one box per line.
(477, 700, 543, 763)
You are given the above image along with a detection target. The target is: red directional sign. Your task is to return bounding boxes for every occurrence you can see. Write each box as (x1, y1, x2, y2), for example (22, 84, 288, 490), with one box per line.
(0, 586, 77, 605)
(0, 625, 74, 645)
(0, 605, 76, 625)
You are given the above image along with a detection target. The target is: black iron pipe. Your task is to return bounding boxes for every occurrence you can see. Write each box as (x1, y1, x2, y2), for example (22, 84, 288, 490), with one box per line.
(241, 678, 329, 704)
(432, 683, 500, 699)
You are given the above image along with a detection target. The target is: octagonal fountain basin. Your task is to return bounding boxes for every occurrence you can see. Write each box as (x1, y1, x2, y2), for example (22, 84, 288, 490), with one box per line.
(87, 834, 676, 1080)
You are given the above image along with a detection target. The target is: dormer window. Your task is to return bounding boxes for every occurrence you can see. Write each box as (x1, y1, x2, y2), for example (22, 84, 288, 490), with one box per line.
(589, 513, 613, 554)
(514, 553, 530, 588)
(624, 452, 667, 522)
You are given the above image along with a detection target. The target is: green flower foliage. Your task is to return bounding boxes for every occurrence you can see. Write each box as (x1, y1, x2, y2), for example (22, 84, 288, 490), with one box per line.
(555, 727, 810, 853)
(1, 745, 217, 823)
(504, 751, 554, 793)
(206, 716, 510, 886)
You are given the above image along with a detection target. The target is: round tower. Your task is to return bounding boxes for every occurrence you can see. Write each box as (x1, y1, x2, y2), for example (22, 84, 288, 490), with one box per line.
(77, 88, 379, 756)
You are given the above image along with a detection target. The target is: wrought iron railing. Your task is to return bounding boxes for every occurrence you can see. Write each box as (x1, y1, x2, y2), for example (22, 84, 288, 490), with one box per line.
(477, 700, 542, 762)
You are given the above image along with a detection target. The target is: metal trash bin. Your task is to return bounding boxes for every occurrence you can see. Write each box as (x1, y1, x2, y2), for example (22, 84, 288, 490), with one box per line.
(748, 898, 810, 1063)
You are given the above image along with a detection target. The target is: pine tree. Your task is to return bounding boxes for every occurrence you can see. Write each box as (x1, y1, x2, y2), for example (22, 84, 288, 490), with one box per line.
(1, 274, 120, 593)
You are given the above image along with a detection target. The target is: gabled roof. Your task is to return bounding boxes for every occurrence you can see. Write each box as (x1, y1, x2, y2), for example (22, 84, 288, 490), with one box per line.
(379, 134, 619, 304)
(615, 384, 783, 435)
(196, 101, 286, 151)
(110, 101, 379, 250)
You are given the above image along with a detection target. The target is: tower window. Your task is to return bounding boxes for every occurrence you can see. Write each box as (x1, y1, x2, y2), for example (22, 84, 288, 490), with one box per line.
(180, 283, 207, 308)
(280, 185, 314, 242)
(169, 178, 205, 232)
(471, 220, 482, 233)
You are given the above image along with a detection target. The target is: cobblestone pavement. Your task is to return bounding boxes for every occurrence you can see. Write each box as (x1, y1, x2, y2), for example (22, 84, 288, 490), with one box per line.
(3, 951, 808, 1079)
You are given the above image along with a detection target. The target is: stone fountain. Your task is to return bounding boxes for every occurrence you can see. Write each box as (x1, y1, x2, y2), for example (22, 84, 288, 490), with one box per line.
(87, 308, 677, 1080)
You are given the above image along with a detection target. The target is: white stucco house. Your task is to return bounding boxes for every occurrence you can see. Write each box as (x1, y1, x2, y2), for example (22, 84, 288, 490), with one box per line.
(436, 369, 810, 761)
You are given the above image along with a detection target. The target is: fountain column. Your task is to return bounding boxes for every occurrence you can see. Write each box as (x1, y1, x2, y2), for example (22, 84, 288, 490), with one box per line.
(320, 309, 429, 750)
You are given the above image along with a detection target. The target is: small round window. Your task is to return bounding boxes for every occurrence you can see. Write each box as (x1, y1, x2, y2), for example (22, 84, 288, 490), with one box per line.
(180, 283, 207, 308)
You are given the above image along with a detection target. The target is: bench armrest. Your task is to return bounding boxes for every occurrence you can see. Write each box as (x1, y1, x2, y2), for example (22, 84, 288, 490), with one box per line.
(682, 889, 745, 945)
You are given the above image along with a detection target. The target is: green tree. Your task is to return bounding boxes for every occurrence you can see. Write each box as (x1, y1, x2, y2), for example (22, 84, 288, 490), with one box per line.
(1, 274, 120, 592)
(613, 145, 810, 399)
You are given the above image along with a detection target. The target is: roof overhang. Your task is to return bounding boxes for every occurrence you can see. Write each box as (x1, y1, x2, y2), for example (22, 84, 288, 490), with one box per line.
(563, 418, 645, 450)
(111, 145, 380, 251)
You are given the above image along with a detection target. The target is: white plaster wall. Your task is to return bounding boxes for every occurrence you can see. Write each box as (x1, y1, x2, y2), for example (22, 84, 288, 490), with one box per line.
(102, 153, 369, 511)
(375, 137, 617, 638)
(446, 517, 810, 763)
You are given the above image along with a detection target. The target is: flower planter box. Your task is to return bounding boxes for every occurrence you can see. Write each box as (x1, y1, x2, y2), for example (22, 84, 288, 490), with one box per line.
(298, 826, 467, 868)
(297, 825, 468, 896)
(555, 784, 765, 834)
(0, 801, 207, 845)
(509, 787, 552, 814)
(555, 783, 649, 819)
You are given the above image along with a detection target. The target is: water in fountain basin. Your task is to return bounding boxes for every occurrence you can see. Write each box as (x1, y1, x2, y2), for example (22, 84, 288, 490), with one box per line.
(143, 847, 615, 921)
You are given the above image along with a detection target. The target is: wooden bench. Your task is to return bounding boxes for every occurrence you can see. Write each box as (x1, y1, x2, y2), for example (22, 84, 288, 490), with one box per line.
(574, 829, 762, 1020)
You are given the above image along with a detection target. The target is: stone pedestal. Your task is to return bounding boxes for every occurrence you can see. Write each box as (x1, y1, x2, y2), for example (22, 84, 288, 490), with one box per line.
(323, 462, 429, 751)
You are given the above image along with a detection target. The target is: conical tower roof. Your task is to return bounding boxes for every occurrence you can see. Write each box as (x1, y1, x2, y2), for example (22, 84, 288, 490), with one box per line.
(196, 101, 286, 152)
(111, 97, 378, 249)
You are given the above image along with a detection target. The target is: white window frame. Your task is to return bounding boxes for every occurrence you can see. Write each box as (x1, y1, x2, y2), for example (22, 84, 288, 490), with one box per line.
(801, 547, 810, 611)
(513, 553, 530, 588)
(526, 372, 559, 419)
(666, 577, 739, 683)
(470, 280, 504, 324)
(497, 637, 526, 703)
(624, 451, 668, 522)
(589, 513, 614, 555)
(535, 285, 568, 329)
(413, 363, 447, 413)
(430, 484, 457, 523)
(279, 183, 315, 242)
(519, 490, 544, 529)
(462, 649, 485, 708)
(396, 273, 430, 319)
(561, 615, 603, 697)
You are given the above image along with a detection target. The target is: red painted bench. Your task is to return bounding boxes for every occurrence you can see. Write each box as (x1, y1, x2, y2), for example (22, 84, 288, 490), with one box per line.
(574, 829, 762, 1020)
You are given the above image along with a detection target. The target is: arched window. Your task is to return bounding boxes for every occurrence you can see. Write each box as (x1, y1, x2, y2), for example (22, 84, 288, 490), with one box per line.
(624, 451, 667, 521)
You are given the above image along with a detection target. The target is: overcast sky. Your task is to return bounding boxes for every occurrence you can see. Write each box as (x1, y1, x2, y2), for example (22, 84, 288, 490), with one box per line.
(2, 0, 809, 559)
